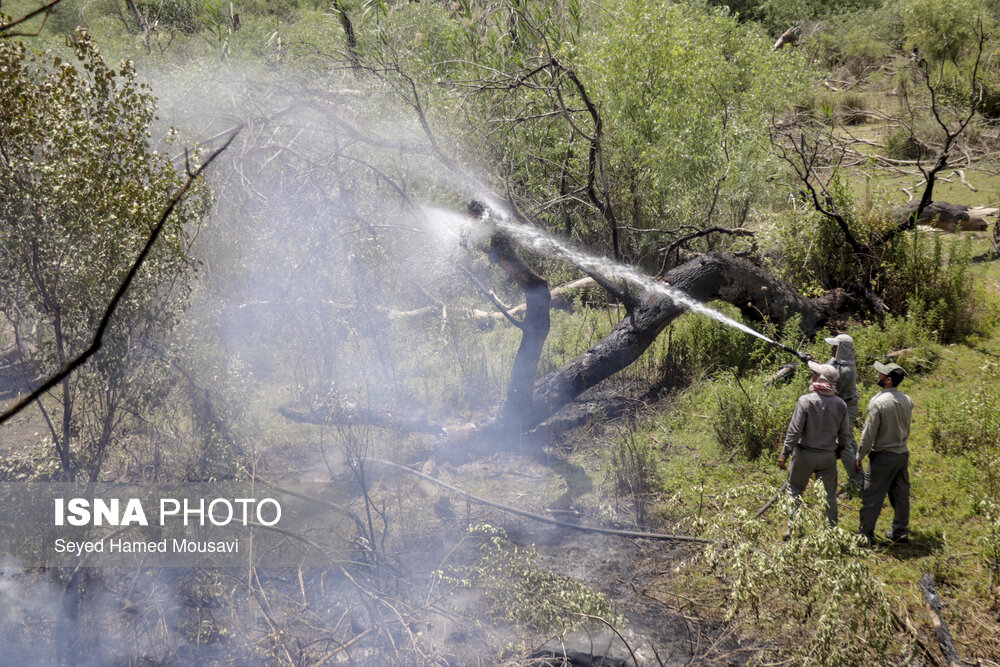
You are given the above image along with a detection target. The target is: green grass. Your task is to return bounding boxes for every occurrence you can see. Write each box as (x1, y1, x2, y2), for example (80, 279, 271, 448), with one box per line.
(625, 256, 1000, 662)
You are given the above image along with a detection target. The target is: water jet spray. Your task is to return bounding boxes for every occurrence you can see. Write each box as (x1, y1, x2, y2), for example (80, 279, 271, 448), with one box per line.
(465, 200, 812, 365)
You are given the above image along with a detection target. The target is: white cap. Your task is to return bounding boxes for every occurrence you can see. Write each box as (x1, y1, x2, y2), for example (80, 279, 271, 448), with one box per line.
(807, 361, 839, 384)
(824, 333, 853, 347)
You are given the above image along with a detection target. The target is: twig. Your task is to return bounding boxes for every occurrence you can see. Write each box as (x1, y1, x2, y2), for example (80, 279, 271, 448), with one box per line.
(578, 613, 640, 667)
(0, 0, 63, 35)
(754, 482, 788, 518)
(919, 573, 963, 667)
(374, 457, 713, 543)
(0, 130, 239, 427)
(953, 169, 977, 192)
(458, 264, 523, 330)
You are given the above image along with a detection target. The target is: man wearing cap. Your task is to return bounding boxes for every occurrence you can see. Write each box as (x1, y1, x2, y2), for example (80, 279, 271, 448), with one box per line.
(825, 333, 864, 489)
(856, 362, 914, 545)
(778, 361, 852, 537)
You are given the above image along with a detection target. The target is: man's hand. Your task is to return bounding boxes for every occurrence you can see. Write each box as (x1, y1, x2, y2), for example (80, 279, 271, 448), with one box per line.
(854, 459, 862, 474)
(778, 456, 787, 471)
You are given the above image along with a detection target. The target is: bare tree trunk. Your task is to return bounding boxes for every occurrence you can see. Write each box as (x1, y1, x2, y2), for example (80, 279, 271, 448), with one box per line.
(486, 233, 551, 431)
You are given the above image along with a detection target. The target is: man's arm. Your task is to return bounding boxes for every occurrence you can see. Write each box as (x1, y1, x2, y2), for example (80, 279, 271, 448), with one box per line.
(779, 398, 806, 469)
(857, 403, 881, 463)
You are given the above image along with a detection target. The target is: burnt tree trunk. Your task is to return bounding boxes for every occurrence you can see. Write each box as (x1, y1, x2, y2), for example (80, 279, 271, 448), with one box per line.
(282, 248, 844, 444)
(516, 252, 843, 432)
(487, 233, 551, 431)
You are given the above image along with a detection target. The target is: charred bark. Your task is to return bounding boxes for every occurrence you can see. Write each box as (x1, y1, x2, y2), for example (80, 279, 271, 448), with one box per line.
(521, 252, 843, 431)
(282, 248, 843, 444)
(486, 231, 551, 431)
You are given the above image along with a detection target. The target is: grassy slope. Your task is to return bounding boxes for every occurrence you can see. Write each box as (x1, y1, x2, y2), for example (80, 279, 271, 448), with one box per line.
(614, 244, 1000, 661)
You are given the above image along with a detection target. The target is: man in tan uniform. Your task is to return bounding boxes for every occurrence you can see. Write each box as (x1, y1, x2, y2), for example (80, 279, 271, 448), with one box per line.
(856, 362, 914, 545)
(778, 361, 852, 538)
(826, 333, 864, 489)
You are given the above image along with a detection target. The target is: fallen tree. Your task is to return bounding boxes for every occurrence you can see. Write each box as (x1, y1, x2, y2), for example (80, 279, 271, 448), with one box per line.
(282, 220, 848, 447)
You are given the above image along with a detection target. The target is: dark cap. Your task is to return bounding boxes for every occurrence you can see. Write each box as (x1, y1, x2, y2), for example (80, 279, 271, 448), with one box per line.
(873, 361, 906, 384)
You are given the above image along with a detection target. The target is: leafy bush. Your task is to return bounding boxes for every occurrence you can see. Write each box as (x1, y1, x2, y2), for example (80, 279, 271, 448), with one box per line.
(848, 314, 940, 374)
(884, 126, 924, 160)
(770, 181, 895, 293)
(883, 231, 978, 343)
(654, 303, 789, 384)
(436, 525, 624, 633)
(811, 6, 903, 77)
(898, 0, 980, 64)
(702, 483, 898, 665)
(711, 372, 801, 459)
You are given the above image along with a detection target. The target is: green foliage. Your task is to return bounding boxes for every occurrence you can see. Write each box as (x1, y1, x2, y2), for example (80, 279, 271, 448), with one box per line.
(897, 0, 982, 63)
(655, 304, 787, 383)
(436, 525, 624, 633)
(703, 483, 898, 665)
(581, 1, 812, 259)
(770, 177, 892, 292)
(883, 126, 924, 159)
(711, 371, 800, 459)
(926, 376, 1000, 456)
(811, 6, 903, 76)
(753, 0, 884, 36)
(847, 314, 940, 375)
(135, 0, 201, 32)
(883, 231, 978, 343)
(0, 31, 207, 480)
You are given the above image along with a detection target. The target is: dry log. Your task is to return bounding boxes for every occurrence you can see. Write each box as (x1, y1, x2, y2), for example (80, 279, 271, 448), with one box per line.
(772, 26, 800, 51)
(894, 201, 995, 232)
(764, 362, 799, 387)
(918, 573, 963, 667)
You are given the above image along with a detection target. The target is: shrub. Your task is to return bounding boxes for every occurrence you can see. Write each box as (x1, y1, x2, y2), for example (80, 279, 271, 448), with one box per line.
(848, 315, 940, 375)
(884, 126, 924, 160)
(837, 92, 869, 125)
(883, 231, 979, 343)
(711, 372, 801, 459)
(702, 483, 898, 665)
(435, 525, 624, 633)
(655, 303, 785, 384)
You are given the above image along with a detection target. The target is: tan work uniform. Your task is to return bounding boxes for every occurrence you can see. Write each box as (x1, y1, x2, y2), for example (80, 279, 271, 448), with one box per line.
(827, 337, 863, 487)
(857, 388, 914, 541)
(781, 391, 852, 526)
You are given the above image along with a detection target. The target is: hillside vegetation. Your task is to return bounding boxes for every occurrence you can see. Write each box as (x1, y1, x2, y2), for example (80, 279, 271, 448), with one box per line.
(2, 0, 1000, 664)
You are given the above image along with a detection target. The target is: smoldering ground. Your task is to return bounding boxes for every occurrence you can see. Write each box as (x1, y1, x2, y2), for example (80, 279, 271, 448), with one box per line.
(0, 61, 754, 665)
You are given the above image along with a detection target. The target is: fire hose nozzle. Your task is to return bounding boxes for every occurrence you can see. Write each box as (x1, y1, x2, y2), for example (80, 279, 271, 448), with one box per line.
(773, 341, 812, 363)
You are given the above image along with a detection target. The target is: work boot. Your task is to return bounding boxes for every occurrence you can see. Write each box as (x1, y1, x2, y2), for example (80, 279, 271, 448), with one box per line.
(857, 532, 875, 548)
(885, 530, 910, 544)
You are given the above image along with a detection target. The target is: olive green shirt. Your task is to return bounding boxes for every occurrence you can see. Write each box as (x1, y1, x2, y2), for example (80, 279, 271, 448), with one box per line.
(857, 387, 914, 459)
(781, 392, 851, 459)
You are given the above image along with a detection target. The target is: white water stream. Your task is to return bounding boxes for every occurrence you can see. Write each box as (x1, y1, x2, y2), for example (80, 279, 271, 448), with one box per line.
(419, 203, 792, 351)
(491, 213, 783, 347)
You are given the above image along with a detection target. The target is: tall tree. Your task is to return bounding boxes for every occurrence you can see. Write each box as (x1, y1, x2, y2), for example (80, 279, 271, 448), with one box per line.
(0, 30, 208, 481)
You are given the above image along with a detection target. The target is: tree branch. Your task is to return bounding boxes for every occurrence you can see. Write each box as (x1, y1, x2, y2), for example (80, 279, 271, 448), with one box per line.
(0, 0, 63, 36)
(0, 131, 238, 427)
